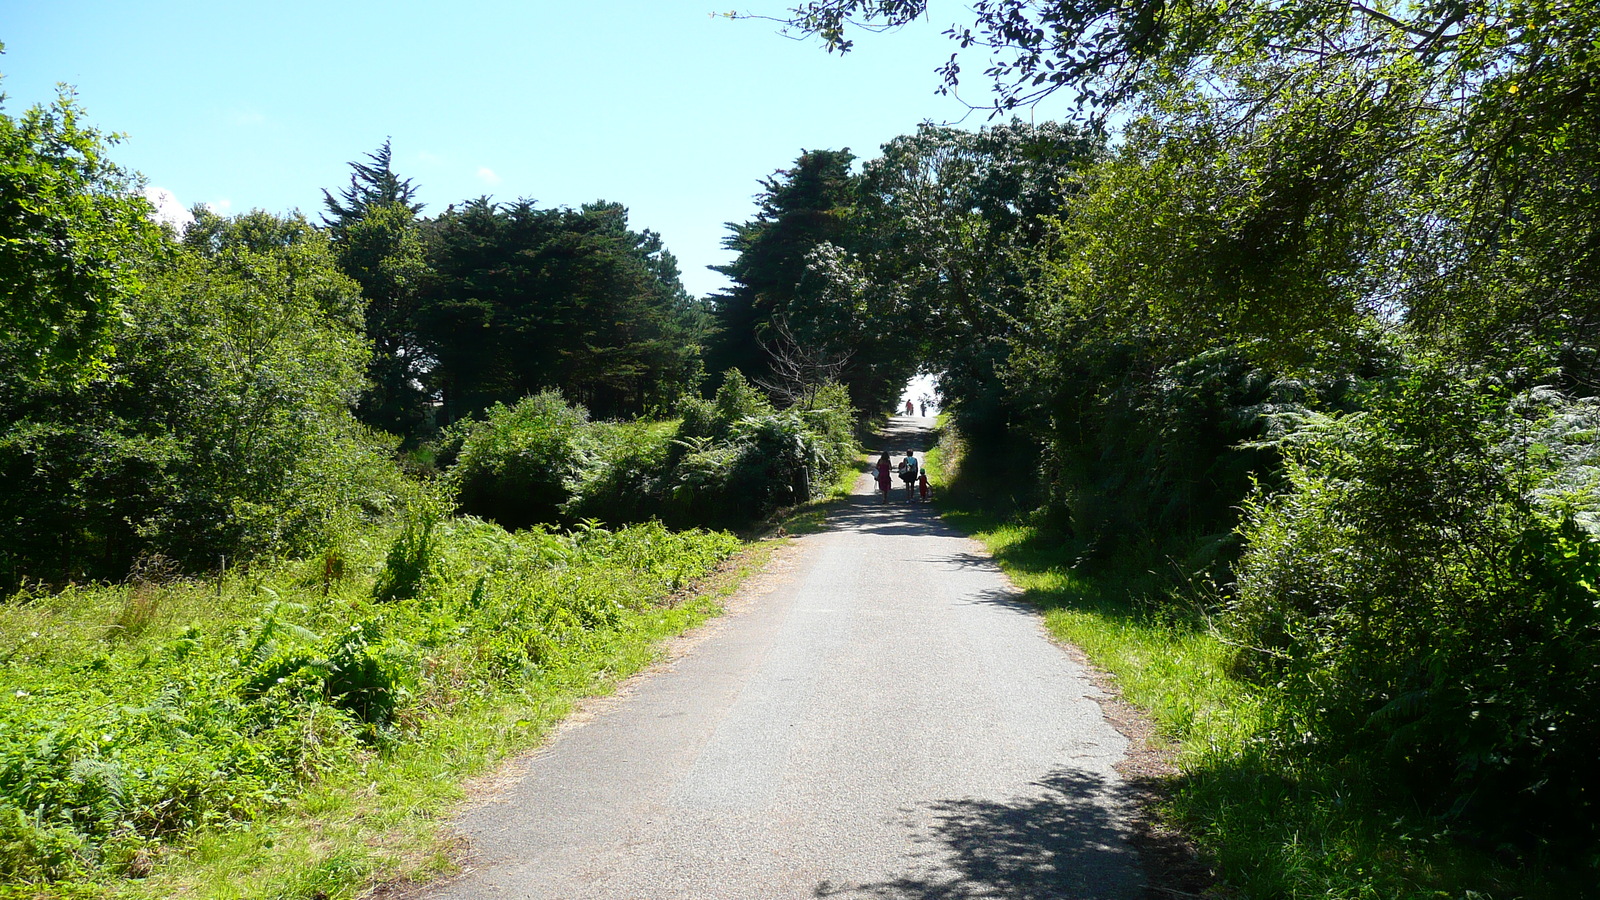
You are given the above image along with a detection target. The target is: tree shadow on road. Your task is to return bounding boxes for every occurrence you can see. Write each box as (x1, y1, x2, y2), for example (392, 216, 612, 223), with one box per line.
(814, 768, 1143, 900)
(824, 489, 948, 537)
(946, 585, 1042, 618)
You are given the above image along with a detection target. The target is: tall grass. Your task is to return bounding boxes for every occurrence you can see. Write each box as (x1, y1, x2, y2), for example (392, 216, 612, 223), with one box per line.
(0, 514, 749, 898)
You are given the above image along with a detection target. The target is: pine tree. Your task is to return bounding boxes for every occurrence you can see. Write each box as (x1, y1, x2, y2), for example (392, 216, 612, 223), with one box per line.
(321, 139, 422, 228)
(320, 140, 430, 438)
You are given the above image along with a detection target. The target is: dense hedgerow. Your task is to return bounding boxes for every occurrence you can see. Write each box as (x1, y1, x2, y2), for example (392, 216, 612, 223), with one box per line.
(563, 419, 682, 526)
(662, 373, 857, 528)
(444, 372, 858, 532)
(1226, 369, 1600, 857)
(0, 515, 739, 881)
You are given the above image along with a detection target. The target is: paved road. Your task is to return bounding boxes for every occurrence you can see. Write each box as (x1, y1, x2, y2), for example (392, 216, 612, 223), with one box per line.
(427, 418, 1144, 899)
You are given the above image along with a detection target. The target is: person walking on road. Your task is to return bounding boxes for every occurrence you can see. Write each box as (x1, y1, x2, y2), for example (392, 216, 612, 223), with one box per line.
(874, 451, 894, 502)
(898, 450, 919, 500)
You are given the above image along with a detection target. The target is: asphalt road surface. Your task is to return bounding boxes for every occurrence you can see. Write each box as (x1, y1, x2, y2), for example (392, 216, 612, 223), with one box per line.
(426, 417, 1144, 899)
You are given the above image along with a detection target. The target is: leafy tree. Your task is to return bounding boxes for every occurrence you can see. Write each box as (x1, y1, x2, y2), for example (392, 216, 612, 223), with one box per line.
(777, 0, 1600, 370)
(153, 210, 377, 563)
(716, 126, 1102, 419)
(852, 121, 1103, 431)
(774, 0, 1590, 123)
(0, 210, 400, 585)
(0, 83, 164, 385)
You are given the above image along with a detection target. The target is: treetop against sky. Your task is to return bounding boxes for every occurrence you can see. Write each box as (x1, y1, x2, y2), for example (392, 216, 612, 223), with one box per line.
(1, 1, 1064, 300)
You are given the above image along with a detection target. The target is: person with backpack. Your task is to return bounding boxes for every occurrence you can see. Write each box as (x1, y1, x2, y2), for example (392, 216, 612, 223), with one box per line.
(897, 450, 919, 500)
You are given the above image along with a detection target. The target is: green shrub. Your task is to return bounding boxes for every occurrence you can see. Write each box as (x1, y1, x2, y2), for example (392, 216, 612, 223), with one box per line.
(711, 370, 774, 427)
(1037, 343, 1360, 573)
(797, 381, 858, 475)
(0, 804, 88, 881)
(372, 507, 441, 604)
(1226, 369, 1600, 857)
(450, 390, 592, 528)
(659, 373, 857, 528)
(563, 419, 679, 524)
(322, 620, 406, 728)
(443, 372, 856, 533)
(674, 395, 718, 440)
(435, 368, 857, 536)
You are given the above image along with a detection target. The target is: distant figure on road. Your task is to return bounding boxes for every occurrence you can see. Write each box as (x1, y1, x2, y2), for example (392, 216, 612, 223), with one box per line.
(905, 400, 914, 416)
(875, 451, 894, 502)
(918, 470, 930, 502)
(918, 401, 926, 417)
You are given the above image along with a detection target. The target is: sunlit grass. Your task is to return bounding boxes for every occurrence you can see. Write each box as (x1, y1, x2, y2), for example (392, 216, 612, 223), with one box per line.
(133, 593, 738, 899)
(0, 520, 776, 900)
(131, 538, 780, 900)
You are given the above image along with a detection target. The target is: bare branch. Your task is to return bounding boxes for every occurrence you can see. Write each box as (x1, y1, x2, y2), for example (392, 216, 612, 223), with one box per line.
(753, 317, 853, 408)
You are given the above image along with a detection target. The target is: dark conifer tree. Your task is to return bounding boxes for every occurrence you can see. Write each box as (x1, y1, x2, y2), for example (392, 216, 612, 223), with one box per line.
(321, 140, 432, 438)
(321, 138, 423, 225)
(708, 149, 865, 399)
(417, 198, 706, 422)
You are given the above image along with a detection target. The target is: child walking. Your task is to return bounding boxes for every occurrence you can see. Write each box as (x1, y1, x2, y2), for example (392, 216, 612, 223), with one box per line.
(917, 470, 930, 502)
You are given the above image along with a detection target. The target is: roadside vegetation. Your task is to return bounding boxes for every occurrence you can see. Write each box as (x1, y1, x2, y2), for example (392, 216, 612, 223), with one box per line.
(0, 78, 859, 897)
(444, 374, 857, 533)
(0, 515, 745, 896)
(929, 425, 1592, 899)
(7, 0, 1600, 893)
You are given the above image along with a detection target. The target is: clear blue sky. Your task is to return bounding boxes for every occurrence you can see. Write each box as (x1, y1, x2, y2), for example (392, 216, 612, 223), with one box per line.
(2, 1, 1076, 299)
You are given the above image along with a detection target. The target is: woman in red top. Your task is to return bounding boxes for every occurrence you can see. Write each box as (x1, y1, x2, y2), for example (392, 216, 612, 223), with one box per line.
(874, 451, 893, 502)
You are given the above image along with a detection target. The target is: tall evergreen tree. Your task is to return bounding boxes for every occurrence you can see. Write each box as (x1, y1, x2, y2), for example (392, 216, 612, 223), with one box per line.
(709, 150, 879, 403)
(321, 138, 422, 225)
(321, 140, 432, 437)
(418, 198, 706, 422)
